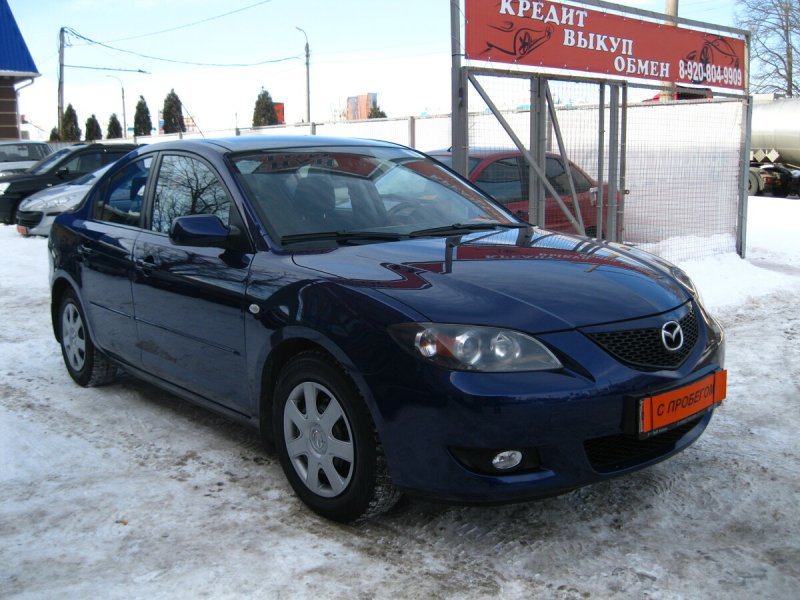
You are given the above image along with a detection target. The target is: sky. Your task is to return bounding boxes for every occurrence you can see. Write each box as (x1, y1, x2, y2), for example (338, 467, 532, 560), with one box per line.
(8, 0, 743, 139)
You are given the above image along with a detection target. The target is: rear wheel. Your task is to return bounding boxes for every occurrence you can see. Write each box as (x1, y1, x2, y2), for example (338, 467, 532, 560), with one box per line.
(58, 291, 117, 386)
(273, 352, 399, 522)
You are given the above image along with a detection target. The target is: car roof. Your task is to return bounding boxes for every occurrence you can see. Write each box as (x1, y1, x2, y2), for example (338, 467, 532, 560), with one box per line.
(134, 136, 409, 155)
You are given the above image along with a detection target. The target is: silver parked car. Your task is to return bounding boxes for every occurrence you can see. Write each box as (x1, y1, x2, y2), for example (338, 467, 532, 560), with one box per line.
(16, 164, 112, 236)
(0, 140, 52, 176)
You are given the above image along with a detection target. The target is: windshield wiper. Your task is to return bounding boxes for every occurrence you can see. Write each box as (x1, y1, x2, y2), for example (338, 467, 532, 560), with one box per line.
(280, 231, 407, 245)
(408, 222, 528, 238)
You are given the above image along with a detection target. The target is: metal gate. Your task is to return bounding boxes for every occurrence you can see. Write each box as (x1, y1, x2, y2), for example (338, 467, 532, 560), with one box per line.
(450, 0, 751, 260)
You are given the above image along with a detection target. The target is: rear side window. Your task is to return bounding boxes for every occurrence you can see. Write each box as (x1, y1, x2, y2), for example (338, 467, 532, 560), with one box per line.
(545, 158, 592, 194)
(95, 157, 152, 226)
(476, 157, 522, 205)
(63, 150, 104, 175)
(151, 154, 230, 234)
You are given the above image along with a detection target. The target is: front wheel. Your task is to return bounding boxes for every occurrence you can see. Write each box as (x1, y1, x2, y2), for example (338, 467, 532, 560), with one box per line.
(58, 291, 117, 386)
(273, 352, 399, 522)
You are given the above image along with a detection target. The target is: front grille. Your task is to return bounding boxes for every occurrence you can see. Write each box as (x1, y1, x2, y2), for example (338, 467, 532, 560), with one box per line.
(586, 307, 699, 370)
(584, 418, 701, 472)
(16, 210, 43, 228)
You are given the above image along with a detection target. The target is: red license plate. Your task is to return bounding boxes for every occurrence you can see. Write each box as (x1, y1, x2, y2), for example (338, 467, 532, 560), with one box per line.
(639, 370, 727, 437)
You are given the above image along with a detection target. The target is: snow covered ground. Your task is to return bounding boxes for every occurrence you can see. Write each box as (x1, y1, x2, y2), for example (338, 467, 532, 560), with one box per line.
(1, 197, 799, 599)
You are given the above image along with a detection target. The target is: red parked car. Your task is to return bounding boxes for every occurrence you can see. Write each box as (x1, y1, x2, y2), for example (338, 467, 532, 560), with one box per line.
(428, 148, 604, 237)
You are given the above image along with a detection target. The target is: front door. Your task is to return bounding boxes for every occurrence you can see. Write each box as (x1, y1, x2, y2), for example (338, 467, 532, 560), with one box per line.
(131, 152, 252, 414)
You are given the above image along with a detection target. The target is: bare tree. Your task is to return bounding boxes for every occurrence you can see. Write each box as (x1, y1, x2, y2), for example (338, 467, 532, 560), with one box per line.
(737, 0, 799, 96)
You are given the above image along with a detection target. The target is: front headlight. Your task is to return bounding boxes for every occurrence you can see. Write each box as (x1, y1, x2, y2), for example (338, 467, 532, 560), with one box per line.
(669, 265, 705, 305)
(46, 190, 85, 212)
(390, 323, 563, 372)
(0, 182, 9, 195)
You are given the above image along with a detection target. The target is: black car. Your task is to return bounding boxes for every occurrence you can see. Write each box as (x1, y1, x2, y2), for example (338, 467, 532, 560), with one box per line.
(0, 142, 138, 224)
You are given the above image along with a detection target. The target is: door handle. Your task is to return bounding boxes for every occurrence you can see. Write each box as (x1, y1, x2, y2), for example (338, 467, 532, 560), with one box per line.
(135, 255, 159, 276)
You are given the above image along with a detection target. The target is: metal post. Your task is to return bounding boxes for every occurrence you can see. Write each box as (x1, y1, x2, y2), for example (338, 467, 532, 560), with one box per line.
(450, 0, 468, 176)
(618, 85, 628, 242)
(58, 27, 65, 135)
(737, 97, 752, 258)
(529, 77, 547, 226)
(607, 85, 620, 243)
(408, 116, 416, 149)
(296, 27, 311, 123)
(597, 85, 605, 239)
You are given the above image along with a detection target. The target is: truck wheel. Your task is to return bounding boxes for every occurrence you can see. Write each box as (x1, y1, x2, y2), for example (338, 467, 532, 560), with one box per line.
(748, 172, 760, 196)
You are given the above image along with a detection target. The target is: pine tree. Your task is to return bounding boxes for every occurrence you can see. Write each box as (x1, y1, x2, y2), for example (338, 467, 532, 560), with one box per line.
(162, 89, 186, 134)
(85, 114, 103, 141)
(49, 127, 61, 142)
(107, 114, 123, 139)
(368, 105, 387, 119)
(134, 96, 153, 137)
(61, 104, 82, 142)
(252, 88, 279, 127)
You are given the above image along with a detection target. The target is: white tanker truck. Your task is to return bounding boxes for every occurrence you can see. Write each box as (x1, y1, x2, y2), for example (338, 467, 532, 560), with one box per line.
(749, 96, 800, 197)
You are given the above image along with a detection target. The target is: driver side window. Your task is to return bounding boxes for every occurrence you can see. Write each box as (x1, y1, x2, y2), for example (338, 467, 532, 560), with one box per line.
(151, 154, 230, 234)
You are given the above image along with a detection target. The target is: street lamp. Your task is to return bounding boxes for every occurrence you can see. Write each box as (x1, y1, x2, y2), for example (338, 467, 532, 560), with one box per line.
(296, 27, 311, 123)
(106, 75, 127, 138)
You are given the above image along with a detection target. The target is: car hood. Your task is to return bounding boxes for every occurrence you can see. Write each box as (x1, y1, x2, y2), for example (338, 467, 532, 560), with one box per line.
(291, 229, 691, 331)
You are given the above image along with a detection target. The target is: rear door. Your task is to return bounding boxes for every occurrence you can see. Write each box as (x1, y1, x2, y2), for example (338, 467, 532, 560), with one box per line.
(78, 156, 153, 367)
(131, 152, 253, 414)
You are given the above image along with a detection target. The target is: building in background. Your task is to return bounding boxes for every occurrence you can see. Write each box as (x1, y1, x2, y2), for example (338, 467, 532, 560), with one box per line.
(346, 93, 378, 121)
(0, 0, 40, 139)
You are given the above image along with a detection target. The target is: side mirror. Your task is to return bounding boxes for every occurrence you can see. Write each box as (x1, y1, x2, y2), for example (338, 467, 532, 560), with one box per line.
(170, 214, 230, 247)
(56, 167, 70, 179)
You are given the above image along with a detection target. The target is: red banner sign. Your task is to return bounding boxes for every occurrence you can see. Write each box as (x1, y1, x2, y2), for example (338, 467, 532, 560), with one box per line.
(464, 0, 746, 91)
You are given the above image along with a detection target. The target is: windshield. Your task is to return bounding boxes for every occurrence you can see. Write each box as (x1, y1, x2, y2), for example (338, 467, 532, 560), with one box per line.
(0, 143, 49, 163)
(233, 146, 516, 246)
(27, 147, 73, 175)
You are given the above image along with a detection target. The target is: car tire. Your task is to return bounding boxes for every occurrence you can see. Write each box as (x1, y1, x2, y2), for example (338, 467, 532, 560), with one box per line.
(58, 291, 117, 387)
(273, 352, 400, 522)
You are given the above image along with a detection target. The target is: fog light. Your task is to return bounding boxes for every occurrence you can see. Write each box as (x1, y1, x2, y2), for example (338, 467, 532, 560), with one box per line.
(491, 450, 523, 471)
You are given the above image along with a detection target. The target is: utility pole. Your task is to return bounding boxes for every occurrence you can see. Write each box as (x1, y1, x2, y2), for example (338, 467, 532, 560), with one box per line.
(58, 27, 65, 135)
(660, 0, 679, 102)
(107, 75, 127, 138)
(296, 27, 311, 123)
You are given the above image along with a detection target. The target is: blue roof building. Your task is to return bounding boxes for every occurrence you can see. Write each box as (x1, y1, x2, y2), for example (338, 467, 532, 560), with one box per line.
(1, 0, 40, 138)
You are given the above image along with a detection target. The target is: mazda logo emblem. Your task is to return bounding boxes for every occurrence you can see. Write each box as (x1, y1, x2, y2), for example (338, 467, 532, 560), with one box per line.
(661, 321, 684, 352)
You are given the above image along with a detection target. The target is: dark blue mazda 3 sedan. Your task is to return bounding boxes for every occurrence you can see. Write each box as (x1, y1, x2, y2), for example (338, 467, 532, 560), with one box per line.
(48, 137, 726, 522)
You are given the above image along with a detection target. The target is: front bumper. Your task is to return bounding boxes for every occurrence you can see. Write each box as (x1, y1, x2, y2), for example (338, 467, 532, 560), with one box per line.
(16, 209, 55, 237)
(365, 304, 725, 503)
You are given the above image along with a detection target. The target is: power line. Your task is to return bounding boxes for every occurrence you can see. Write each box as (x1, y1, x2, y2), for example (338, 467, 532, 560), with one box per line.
(63, 27, 299, 68)
(106, 0, 275, 43)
